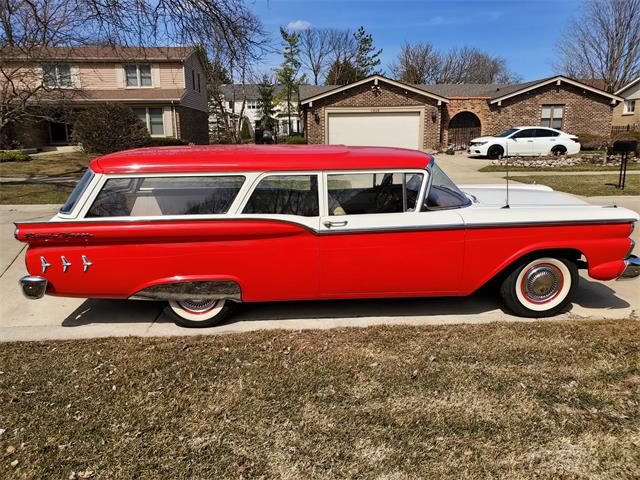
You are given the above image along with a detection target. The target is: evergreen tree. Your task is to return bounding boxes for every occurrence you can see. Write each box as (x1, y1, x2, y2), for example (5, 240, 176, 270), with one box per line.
(353, 26, 382, 80)
(256, 75, 277, 131)
(325, 59, 359, 85)
(275, 27, 305, 134)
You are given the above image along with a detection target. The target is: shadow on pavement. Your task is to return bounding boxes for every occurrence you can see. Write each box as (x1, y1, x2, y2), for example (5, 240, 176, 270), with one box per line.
(61, 277, 630, 328)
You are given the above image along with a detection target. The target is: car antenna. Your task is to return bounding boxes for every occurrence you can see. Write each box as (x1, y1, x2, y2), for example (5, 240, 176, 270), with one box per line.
(502, 139, 510, 209)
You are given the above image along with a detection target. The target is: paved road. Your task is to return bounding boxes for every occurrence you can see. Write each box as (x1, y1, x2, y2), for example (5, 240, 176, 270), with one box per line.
(1, 155, 638, 342)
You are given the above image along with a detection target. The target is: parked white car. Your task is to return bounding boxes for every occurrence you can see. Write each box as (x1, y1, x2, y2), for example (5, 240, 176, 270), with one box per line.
(468, 127, 581, 158)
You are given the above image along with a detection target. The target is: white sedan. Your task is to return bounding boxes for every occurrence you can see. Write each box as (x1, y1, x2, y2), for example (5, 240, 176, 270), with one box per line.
(468, 127, 581, 158)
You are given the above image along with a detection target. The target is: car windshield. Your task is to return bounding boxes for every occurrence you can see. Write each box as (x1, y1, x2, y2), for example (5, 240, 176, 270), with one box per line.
(425, 164, 471, 210)
(496, 128, 519, 138)
(59, 168, 94, 214)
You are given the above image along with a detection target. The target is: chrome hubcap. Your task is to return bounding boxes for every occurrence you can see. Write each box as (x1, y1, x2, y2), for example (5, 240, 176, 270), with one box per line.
(178, 298, 218, 313)
(523, 265, 562, 302)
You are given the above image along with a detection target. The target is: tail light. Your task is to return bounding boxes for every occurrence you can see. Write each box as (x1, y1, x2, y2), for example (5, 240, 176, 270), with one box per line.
(570, 136, 580, 143)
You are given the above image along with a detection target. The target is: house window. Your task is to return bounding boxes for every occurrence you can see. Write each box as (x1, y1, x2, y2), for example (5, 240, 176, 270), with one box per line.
(125, 64, 152, 87)
(540, 105, 564, 129)
(623, 100, 636, 114)
(133, 107, 164, 135)
(192, 70, 196, 89)
(197, 73, 201, 93)
(245, 101, 259, 110)
(43, 64, 72, 87)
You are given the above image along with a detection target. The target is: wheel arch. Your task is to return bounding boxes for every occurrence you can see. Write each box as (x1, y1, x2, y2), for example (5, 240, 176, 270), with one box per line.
(476, 247, 584, 292)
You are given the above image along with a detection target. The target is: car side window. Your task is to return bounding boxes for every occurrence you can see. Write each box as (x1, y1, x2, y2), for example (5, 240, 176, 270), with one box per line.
(512, 129, 534, 139)
(86, 176, 245, 217)
(242, 174, 319, 217)
(534, 128, 559, 137)
(326, 172, 423, 216)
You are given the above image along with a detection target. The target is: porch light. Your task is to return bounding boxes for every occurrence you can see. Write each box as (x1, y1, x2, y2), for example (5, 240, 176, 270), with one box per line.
(431, 110, 437, 122)
(371, 84, 381, 96)
(313, 112, 320, 124)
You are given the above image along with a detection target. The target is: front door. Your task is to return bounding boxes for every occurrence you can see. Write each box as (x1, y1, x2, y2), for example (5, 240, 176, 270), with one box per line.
(319, 171, 465, 297)
(49, 121, 71, 144)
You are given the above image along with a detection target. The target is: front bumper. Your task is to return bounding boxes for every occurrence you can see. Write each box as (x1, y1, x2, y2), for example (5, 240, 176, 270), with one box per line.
(618, 255, 640, 280)
(19, 275, 48, 299)
(467, 143, 489, 156)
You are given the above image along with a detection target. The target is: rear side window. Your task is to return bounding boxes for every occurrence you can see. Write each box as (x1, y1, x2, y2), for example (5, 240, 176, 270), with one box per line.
(243, 175, 319, 216)
(85, 176, 245, 217)
(327, 172, 423, 215)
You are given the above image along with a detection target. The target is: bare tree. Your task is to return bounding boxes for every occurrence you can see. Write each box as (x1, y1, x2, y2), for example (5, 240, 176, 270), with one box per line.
(556, 0, 640, 92)
(389, 42, 440, 84)
(299, 28, 333, 85)
(389, 43, 521, 85)
(0, 0, 267, 147)
(323, 28, 357, 84)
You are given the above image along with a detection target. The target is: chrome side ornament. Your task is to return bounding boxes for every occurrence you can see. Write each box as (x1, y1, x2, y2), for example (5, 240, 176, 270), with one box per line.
(82, 255, 92, 272)
(61, 256, 72, 272)
(40, 256, 51, 273)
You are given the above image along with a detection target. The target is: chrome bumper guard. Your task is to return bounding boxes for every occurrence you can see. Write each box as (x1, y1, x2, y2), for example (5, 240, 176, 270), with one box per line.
(619, 255, 640, 280)
(19, 275, 48, 299)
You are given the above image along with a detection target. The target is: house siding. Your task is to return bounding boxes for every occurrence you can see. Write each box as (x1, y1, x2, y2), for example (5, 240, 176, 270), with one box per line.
(179, 53, 208, 112)
(612, 81, 640, 129)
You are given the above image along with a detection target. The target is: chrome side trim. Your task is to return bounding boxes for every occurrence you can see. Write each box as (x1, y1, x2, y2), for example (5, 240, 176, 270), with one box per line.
(40, 256, 51, 273)
(19, 276, 48, 299)
(129, 280, 242, 302)
(618, 255, 640, 280)
(61, 256, 72, 272)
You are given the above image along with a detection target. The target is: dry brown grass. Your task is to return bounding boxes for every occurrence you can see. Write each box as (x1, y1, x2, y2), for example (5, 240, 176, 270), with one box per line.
(1, 320, 639, 479)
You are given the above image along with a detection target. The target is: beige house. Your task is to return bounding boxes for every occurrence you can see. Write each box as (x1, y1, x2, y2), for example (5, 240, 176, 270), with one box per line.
(612, 77, 639, 131)
(2, 46, 209, 149)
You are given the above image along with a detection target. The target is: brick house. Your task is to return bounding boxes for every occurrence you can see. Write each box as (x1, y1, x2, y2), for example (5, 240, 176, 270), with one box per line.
(1, 46, 209, 149)
(299, 75, 622, 151)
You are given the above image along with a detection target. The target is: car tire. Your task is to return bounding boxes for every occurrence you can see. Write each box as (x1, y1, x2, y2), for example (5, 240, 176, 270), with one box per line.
(500, 256, 578, 318)
(487, 145, 504, 159)
(551, 145, 567, 156)
(164, 298, 234, 328)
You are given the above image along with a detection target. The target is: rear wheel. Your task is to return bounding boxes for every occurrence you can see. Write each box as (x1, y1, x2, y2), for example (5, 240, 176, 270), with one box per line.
(500, 256, 578, 317)
(487, 145, 504, 159)
(551, 145, 567, 156)
(165, 298, 234, 328)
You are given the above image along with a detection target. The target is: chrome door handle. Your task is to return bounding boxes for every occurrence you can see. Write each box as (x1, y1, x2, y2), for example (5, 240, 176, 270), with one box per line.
(323, 220, 348, 228)
(527, 140, 533, 142)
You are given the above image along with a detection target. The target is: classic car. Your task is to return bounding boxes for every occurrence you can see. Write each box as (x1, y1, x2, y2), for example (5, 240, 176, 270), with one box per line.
(15, 145, 640, 327)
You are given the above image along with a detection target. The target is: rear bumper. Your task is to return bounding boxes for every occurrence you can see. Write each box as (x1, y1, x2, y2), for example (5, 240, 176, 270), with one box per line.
(19, 275, 48, 299)
(618, 255, 640, 280)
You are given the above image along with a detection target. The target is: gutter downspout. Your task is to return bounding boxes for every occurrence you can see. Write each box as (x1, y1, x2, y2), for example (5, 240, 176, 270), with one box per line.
(170, 100, 178, 139)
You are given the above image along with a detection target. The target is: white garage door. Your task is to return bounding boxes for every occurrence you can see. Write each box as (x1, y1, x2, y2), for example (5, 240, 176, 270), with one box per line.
(327, 111, 421, 150)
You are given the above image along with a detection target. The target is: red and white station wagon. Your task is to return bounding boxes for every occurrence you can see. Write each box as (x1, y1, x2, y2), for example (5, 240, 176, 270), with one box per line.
(16, 145, 640, 327)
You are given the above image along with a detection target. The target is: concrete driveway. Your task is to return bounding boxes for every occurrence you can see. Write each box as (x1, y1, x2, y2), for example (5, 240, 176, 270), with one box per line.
(1, 154, 639, 342)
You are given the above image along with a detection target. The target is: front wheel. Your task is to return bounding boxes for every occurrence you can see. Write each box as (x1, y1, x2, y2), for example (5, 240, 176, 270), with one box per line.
(487, 145, 504, 160)
(165, 298, 234, 328)
(500, 256, 578, 317)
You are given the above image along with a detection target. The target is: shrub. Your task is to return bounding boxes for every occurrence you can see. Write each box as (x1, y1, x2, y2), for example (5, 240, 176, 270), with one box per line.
(72, 104, 150, 154)
(147, 137, 188, 147)
(285, 135, 307, 144)
(576, 133, 608, 151)
(240, 118, 252, 141)
(0, 151, 31, 163)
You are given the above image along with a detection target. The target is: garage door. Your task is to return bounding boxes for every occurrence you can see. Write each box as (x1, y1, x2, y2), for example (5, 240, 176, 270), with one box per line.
(327, 111, 422, 150)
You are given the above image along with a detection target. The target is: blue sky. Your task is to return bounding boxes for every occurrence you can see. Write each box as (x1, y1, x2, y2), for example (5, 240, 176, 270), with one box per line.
(250, 0, 582, 82)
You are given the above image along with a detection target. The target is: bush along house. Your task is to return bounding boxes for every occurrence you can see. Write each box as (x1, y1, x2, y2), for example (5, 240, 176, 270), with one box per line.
(1, 46, 209, 150)
(299, 75, 623, 151)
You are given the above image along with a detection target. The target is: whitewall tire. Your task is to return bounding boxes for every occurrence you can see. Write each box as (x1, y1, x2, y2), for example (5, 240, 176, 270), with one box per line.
(165, 298, 233, 328)
(500, 256, 578, 318)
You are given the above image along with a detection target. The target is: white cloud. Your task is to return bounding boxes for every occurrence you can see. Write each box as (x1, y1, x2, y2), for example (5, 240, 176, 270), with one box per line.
(287, 19, 312, 31)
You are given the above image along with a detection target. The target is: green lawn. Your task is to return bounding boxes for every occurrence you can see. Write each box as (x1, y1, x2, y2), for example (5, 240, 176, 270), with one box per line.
(481, 163, 640, 173)
(1, 320, 639, 478)
(0, 182, 74, 204)
(512, 174, 640, 196)
(0, 152, 94, 179)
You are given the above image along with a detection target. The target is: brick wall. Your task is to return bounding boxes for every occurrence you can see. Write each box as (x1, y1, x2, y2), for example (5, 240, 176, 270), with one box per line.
(441, 98, 491, 146)
(175, 106, 209, 144)
(488, 83, 614, 137)
(305, 81, 442, 150)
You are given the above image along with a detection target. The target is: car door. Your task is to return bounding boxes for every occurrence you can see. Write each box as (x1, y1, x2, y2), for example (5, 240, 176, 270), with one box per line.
(318, 170, 466, 297)
(532, 128, 559, 155)
(506, 128, 534, 155)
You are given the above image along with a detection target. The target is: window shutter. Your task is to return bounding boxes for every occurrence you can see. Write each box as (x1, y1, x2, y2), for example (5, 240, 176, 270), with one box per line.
(152, 64, 160, 87)
(71, 66, 81, 88)
(115, 64, 124, 88)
